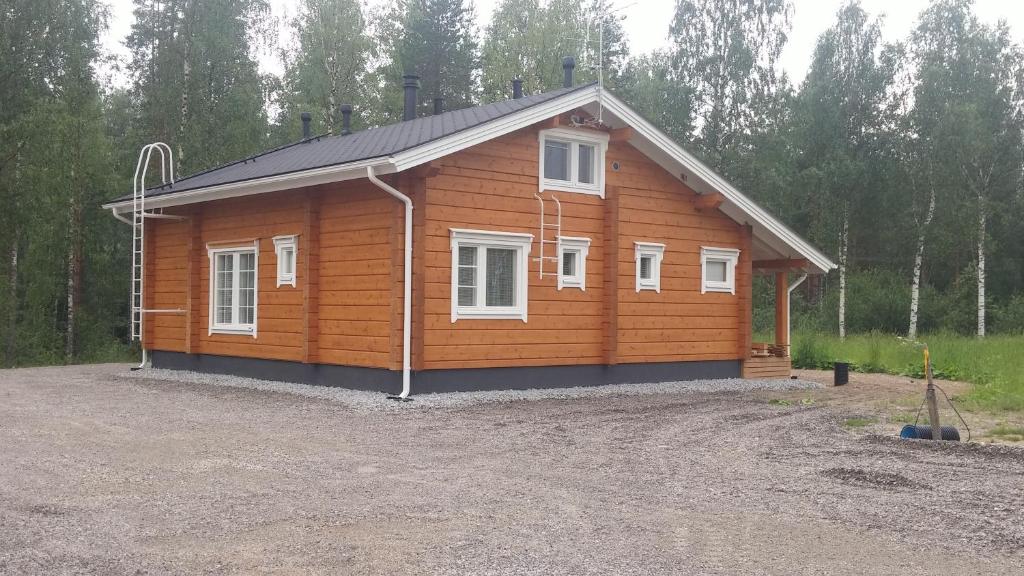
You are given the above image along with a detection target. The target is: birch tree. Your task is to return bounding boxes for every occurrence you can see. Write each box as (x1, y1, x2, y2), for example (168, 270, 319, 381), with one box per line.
(908, 0, 1024, 337)
(276, 0, 373, 138)
(789, 1, 898, 338)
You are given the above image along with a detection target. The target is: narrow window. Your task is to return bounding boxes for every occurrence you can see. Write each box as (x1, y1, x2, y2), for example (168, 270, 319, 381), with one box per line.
(539, 129, 607, 196)
(558, 236, 591, 291)
(543, 140, 570, 181)
(209, 243, 259, 336)
(635, 242, 666, 293)
(701, 247, 740, 294)
(450, 229, 533, 322)
(273, 235, 298, 287)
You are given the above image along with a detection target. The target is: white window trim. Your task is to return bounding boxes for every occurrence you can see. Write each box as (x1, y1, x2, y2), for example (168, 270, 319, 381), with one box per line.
(538, 127, 608, 197)
(557, 236, 591, 291)
(273, 235, 298, 288)
(450, 229, 533, 323)
(207, 240, 259, 337)
(701, 246, 741, 295)
(634, 242, 666, 293)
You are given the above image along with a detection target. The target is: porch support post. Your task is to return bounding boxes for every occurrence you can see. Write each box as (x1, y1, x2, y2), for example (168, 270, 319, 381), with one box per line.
(775, 271, 788, 354)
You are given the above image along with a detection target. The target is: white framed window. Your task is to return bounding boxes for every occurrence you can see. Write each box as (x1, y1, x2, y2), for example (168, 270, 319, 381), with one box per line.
(635, 242, 666, 293)
(208, 241, 259, 337)
(450, 229, 533, 322)
(701, 246, 740, 294)
(539, 128, 608, 197)
(273, 235, 298, 287)
(557, 236, 591, 291)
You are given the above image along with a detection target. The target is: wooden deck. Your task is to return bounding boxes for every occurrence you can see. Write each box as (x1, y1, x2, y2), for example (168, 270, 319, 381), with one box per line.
(742, 355, 792, 379)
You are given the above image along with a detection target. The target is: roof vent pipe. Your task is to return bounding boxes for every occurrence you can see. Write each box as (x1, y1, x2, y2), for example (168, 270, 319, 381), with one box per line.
(340, 104, 352, 135)
(433, 97, 444, 115)
(512, 78, 523, 99)
(562, 56, 575, 88)
(402, 74, 420, 121)
(300, 112, 312, 139)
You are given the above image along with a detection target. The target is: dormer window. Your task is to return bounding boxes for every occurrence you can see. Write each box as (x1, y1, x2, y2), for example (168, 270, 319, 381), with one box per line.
(539, 128, 607, 197)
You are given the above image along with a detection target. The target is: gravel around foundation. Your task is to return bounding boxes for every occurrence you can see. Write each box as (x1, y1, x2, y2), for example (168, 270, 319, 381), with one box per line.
(127, 367, 822, 411)
(2, 363, 1022, 575)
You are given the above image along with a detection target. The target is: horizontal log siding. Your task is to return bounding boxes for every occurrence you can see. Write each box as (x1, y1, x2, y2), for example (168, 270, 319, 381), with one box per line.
(146, 181, 399, 369)
(611, 143, 745, 363)
(420, 124, 748, 369)
(421, 129, 605, 369)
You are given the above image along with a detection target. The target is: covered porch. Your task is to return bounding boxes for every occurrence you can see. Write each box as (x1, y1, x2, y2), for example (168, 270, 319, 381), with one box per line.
(742, 259, 812, 379)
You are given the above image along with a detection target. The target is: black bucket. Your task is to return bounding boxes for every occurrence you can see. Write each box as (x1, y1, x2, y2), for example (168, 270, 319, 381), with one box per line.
(899, 424, 961, 441)
(834, 362, 849, 386)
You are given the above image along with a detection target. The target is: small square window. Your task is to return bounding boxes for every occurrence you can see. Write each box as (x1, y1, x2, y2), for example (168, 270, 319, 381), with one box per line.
(635, 242, 665, 293)
(273, 235, 298, 287)
(558, 237, 591, 291)
(701, 247, 740, 294)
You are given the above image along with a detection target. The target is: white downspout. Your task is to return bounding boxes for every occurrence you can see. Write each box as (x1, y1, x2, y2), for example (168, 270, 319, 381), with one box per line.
(787, 274, 808, 356)
(367, 166, 413, 399)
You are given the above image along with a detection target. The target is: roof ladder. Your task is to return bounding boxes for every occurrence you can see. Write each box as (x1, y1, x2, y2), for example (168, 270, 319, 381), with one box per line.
(130, 143, 186, 344)
(533, 192, 561, 279)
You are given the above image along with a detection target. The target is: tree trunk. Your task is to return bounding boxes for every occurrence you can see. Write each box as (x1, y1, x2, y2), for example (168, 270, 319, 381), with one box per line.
(65, 192, 82, 361)
(977, 190, 986, 337)
(5, 233, 18, 367)
(908, 184, 936, 339)
(838, 206, 848, 340)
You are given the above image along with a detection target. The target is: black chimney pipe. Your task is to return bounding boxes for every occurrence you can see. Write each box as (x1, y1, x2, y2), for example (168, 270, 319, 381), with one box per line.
(512, 78, 523, 99)
(562, 56, 575, 88)
(433, 97, 444, 115)
(340, 104, 352, 135)
(301, 111, 312, 139)
(402, 74, 420, 121)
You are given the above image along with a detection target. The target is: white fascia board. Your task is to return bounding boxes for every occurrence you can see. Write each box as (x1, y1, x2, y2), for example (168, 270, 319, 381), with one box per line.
(104, 157, 393, 214)
(598, 91, 837, 274)
(389, 86, 601, 172)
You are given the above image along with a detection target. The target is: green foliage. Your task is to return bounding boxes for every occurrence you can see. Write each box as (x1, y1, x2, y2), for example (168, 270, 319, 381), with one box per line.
(790, 332, 1024, 411)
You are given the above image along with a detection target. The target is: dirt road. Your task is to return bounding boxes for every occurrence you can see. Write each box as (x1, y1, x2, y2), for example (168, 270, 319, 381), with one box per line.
(2, 364, 1022, 575)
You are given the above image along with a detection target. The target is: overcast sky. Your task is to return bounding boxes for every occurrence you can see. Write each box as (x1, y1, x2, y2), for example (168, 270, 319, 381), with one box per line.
(100, 0, 1024, 87)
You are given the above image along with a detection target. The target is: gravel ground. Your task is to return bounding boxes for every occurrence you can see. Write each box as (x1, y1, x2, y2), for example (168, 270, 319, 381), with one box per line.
(2, 363, 1023, 575)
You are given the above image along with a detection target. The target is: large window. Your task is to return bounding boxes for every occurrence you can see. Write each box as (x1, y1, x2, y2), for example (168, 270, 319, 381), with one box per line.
(450, 229, 533, 322)
(558, 236, 591, 291)
(539, 128, 607, 196)
(208, 242, 258, 336)
(634, 242, 666, 293)
(701, 247, 740, 294)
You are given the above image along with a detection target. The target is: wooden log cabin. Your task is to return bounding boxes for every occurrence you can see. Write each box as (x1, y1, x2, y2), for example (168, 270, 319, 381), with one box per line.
(104, 60, 835, 396)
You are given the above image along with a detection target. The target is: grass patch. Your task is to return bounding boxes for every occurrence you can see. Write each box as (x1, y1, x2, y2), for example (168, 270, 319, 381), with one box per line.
(786, 332, 1024, 412)
(988, 424, 1024, 438)
(843, 416, 877, 428)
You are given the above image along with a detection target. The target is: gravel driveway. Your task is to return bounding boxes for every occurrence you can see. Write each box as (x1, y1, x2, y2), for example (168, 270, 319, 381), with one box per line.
(2, 364, 1022, 575)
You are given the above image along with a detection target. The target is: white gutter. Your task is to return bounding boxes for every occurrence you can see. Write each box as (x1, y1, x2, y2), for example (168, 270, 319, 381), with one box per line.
(787, 274, 808, 354)
(366, 166, 413, 399)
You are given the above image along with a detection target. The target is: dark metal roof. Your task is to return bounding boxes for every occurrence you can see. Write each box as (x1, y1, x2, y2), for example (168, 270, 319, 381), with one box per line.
(122, 83, 594, 202)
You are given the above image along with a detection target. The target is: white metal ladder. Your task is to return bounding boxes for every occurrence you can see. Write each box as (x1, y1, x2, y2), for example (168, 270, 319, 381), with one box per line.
(533, 192, 561, 278)
(130, 143, 183, 344)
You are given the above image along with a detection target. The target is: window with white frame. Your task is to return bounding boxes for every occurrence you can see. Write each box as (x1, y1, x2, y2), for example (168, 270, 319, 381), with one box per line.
(539, 128, 607, 196)
(273, 235, 297, 287)
(635, 242, 666, 293)
(450, 229, 533, 322)
(558, 236, 591, 291)
(208, 242, 258, 336)
(701, 247, 740, 294)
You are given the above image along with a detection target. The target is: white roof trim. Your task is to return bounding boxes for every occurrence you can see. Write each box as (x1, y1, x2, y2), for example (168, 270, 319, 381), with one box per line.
(596, 91, 836, 273)
(103, 157, 393, 213)
(104, 84, 835, 273)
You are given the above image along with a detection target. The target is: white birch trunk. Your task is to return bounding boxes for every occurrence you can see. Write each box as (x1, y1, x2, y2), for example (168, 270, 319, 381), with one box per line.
(908, 185, 936, 339)
(977, 191, 986, 337)
(838, 207, 848, 340)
